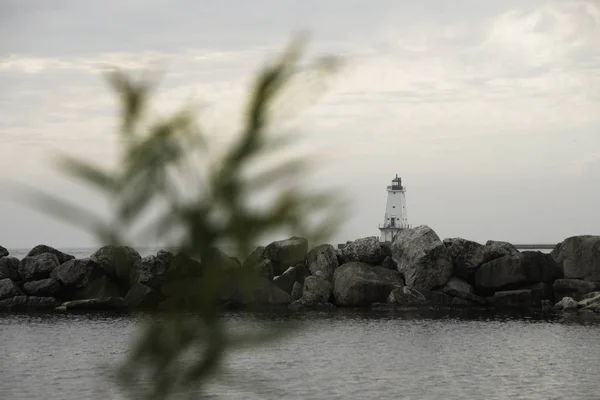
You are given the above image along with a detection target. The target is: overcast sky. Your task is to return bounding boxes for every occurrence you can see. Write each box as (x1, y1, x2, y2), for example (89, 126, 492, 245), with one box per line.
(1, 0, 599, 249)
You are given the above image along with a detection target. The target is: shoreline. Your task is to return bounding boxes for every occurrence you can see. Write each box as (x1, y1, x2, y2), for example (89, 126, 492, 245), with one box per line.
(1, 225, 599, 315)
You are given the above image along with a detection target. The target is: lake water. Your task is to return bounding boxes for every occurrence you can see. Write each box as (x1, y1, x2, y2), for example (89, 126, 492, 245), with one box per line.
(1, 309, 600, 400)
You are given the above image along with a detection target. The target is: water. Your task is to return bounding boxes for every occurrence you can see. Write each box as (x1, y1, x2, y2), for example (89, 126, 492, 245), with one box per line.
(1, 309, 600, 400)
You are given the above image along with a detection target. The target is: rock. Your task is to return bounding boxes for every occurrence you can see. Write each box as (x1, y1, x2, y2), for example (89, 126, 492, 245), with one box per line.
(554, 297, 578, 311)
(52, 258, 106, 289)
(23, 278, 60, 297)
(306, 244, 338, 281)
(443, 238, 484, 282)
(0, 245, 8, 258)
(303, 275, 333, 303)
(541, 299, 553, 312)
(73, 275, 121, 300)
(529, 282, 554, 305)
(451, 297, 479, 307)
(291, 281, 303, 300)
(273, 266, 300, 294)
(242, 246, 265, 269)
(552, 279, 598, 301)
(25, 245, 74, 264)
(381, 256, 397, 270)
(18, 253, 60, 282)
(340, 236, 383, 265)
(578, 293, 600, 308)
(130, 255, 167, 289)
(485, 240, 520, 254)
(289, 298, 336, 311)
(156, 250, 174, 268)
(254, 259, 275, 280)
(0, 278, 22, 300)
(61, 297, 127, 311)
(0, 256, 21, 282)
(475, 251, 562, 292)
(204, 247, 240, 271)
(124, 283, 161, 309)
(391, 225, 453, 289)
(90, 245, 142, 284)
(493, 289, 534, 308)
(264, 237, 308, 276)
(441, 277, 485, 305)
(0, 296, 58, 311)
(333, 262, 404, 306)
(224, 277, 293, 308)
(551, 235, 600, 281)
(387, 286, 428, 306)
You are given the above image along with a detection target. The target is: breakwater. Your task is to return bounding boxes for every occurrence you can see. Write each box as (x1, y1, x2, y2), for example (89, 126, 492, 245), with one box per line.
(1, 225, 599, 314)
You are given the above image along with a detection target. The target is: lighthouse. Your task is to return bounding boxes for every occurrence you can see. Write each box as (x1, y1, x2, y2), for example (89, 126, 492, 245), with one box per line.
(378, 174, 410, 243)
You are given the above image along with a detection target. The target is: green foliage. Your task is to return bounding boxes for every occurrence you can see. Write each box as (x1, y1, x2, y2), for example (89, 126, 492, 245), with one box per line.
(20, 37, 347, 398)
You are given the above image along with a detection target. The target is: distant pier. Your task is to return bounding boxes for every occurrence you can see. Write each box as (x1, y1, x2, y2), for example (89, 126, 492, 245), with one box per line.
(513, 244, 556, 250)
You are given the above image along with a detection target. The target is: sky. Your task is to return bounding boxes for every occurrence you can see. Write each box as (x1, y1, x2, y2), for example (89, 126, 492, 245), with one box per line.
(1, 0, 599, 249)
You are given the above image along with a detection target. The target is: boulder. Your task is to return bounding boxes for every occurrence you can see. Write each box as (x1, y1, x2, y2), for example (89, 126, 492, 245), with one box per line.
(443, 238, 484, 282)
(273, 266, 301, 294)
(0, 278, 21, 300)
(223, 277, 293, 308)
(23, 278, 60, 297)
(451, 297, 480, 307)
(475, 251, 562, 292)
(165, 252, 203, 280)
(291, 281, 303, 300)
(242, 246, 265, 269)
(387, 286, 428, 306)
(71, 275, 121, 300)
(0, 296, 58, 311)
(578, 293, 600, 308)
(529, 282, 554, 304)
(289, 298, 336, 311)
(253, 259, 275, 280)
(554, 297, 578, 311)
(340, 236, 383, 265)
(25, 245, 74, 264)
(0, 256, 21, 282)
(52, 258, 106, 290)
(493, 289, 534, 308)
(552, 279, 598, 301)
(90, 245, 142, 284)
(391, 225, 453, 289)
(156, 250, 174, 268)
(441, 277, 485, 305)
(130, 255, 167, 289)
(60, 297, 127, 311)
(551, 235, 600, 281)
(306, 244, 338, 281)
(0, 245, 8, 258)
(264, 237, 308, 276)
(303, 275, 333, 303)
(124, 283, 162, 310)
(203, 247, 240, 271)
(381, 256, 397, 270)
(18, 253, 60, 282)
(333, 262, 404, 306)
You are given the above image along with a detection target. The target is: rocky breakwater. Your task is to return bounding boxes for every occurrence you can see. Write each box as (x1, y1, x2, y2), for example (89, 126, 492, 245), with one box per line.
(1, 228, 600, 314)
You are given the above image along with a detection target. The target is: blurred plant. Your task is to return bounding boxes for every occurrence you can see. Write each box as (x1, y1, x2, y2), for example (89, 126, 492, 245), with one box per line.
(18, 36, 347, 398)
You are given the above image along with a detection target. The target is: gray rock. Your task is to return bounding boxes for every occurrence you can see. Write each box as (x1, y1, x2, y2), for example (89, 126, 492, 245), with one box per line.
(254, 259, 275, 280)
(387, 286, 428, 306)
(303, 275, 333, 303)
(306, 244, 338, 281)
(551, 235, 600, 281)
(340, 236, 383, 265)
(494, 289, 534, 308)
(52, 258, 106, 290)
(441, 277, 485, 305)
(90, 245, 142, 284)
(23, 278, 60, 297)
(224, 277, 293, 307)
(0, 278, 21, 300)
(0, 256, 20, 282)
(381, 256, 397, 270)
(333, 262, 404, 306)
(451, 297, 480, 307)
(0, 245, 8, 258)
(242, 246, 265, 268)
(291, 282, 303, 300)
(289, 298, 336, 311)
(553, 279, 598, 301)
(18, 253, 60, 282)
(264, 237, 308, 276)
(273, 266, 300, 294)
(529, 282, 554, 305)
(475, 251, 562, 291)
(578, 293, 600, 308)
(443, 238, 484, 282)
(130, 255, 167, 289)
(554, 296, 578, 311)
(124, 283, 161, 309)
(0, 296, 58, 311)
(156, 250, 174, 269)
(391, 225, 453, 289)
(26, 245, 74, 264)
(61, 297, 127, 311)
(73, 275, 121, 300)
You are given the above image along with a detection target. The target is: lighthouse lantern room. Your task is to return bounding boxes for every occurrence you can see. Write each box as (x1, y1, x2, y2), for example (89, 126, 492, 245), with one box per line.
(378, 174, 410, 243)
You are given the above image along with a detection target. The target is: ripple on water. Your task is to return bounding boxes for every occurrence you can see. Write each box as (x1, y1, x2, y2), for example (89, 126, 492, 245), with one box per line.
(1, 310, 600, 399)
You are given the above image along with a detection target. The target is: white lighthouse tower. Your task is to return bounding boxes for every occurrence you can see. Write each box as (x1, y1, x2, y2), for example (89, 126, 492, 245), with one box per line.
(378, 174, 410, 243)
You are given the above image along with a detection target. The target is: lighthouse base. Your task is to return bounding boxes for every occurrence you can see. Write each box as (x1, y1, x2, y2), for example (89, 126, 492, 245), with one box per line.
(378, 227, 408, 243)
